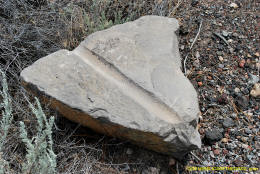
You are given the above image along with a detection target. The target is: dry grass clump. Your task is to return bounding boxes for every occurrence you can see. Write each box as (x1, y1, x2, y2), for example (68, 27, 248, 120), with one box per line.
(0, 0, 181, 173)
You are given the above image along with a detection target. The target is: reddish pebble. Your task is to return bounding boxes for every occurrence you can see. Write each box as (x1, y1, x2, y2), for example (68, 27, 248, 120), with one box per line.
(239, 59, 245, 68)
(169, 158, 176, 166)
(198, 81, 203, 86)
(213, 149, 220, 155)
(224, 133, 230, 138)
(223, 149, 228, 154)
(199, 128, 205, 134)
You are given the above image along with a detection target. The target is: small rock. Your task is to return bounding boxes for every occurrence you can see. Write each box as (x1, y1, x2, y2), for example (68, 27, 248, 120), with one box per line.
(222, 30, 229, 37)
(216, 51, 223, 56)
(234, 159, 243, 166)
(180, 45, 185, 50)
(241, 143, 249, 149)
(226, 143, 234, 150)
(169, 158, 176, 166)
(235, 95, 249, 110)
(195, 51, 200, 58)
(247, 155, 253, 160)
(204, 128, 223, 145)
(230, 2, 239, 8)
(250, 83, 260, 97)
(191, 0, 199, 6)
(248, 73, 259, 84)
(142, 167, 159, 174)
(230, 113, 237, 119)
(159, 170, 167, 174)
(223, 149, 228, 154)
(197, 81, 203, 87)
(229, 48, 234, 53)
(224, 133, 230, 139)
(221, 138, 229, 143)
(202, 161, 211, 166)
(126, 148, 133, 155)
(213, 149, 220, 155)
(217, 94, 228, 105)
(241, 137, 248, 143)
(199, 128, 205, 134)
(228, 39, 233, 43)
(244, 128, 252, 135)
(234, 87, 240, 93)
(255, 52, 260, 57)
(218, 64, 224, 68)
(219, 56, 224, 61)
(223, 118, 235, 128)
(239, 59, 246, 68)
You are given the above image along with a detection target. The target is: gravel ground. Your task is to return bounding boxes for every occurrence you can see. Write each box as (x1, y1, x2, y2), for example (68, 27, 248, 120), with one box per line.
(176, 0, 260, 172)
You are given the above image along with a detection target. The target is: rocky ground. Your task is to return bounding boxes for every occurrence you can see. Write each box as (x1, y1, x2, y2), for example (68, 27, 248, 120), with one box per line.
(0, 0, 259, 173)
(177, 0, 260, 171)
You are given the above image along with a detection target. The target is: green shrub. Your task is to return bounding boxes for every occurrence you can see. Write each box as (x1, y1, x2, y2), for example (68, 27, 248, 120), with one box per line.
(0, 70, 56, 174)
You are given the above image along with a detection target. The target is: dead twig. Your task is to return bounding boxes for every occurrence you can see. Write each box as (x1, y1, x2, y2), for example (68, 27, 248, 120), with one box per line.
(184, 20, 203, 75)
(213, 32, 230, 46)
(190, 152, 204, 165)
(168, 0, 182, 17)
(176, 161, 179, 174)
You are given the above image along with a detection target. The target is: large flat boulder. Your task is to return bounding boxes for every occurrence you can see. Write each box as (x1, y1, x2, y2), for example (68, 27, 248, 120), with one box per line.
(20, 15, 201, 159)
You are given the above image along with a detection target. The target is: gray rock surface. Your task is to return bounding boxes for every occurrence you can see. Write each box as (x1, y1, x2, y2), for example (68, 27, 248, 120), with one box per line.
(20, 15, 201, 159)
(223, 118, 235, 128)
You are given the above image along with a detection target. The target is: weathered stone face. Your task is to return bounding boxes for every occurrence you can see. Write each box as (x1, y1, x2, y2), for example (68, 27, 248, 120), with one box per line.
(20, 15, 201, 159)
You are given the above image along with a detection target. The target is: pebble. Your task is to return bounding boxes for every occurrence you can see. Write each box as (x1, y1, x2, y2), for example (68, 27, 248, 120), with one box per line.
(202, 161, 211, 166)
(230, 2, 239, 8)
(226, 143, 234, 150)
(142, 167, 160, 174)
(169, 158, 176, 166)
(221, 138, 229, 143)
(239, 59, 246, 68)
(205, 128, 223, 145)
(234, 159, 243, 166)
(244, 128, 252, 134)
(255, 52, 260, 57)
(234, 87, 240, 93)
(218, 64, 224, 68)
(213, 149, 220, 155)
(223, 118, 235, 128)
(222, 30, 229, 37)
(191, 0, 199, 6)
(218, 56, 224, 61)
(210, 151, 215, 158)
(235, 95, 249, 110)
(216, 51, 223, 56)
(126, 148, 133, 155)
(247, 155, 253, 160)
(241, 137, 248, 142)
(230, 113, 237, 119)
(248, 73, 259, 84)
(199, 128, 205, 134)
(195, 51, 200, 58)
(241, 143, 249, 149)
(250, 83, 260, 97)
(223, 149, 228, 154)
(197, 81, 203, 87)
